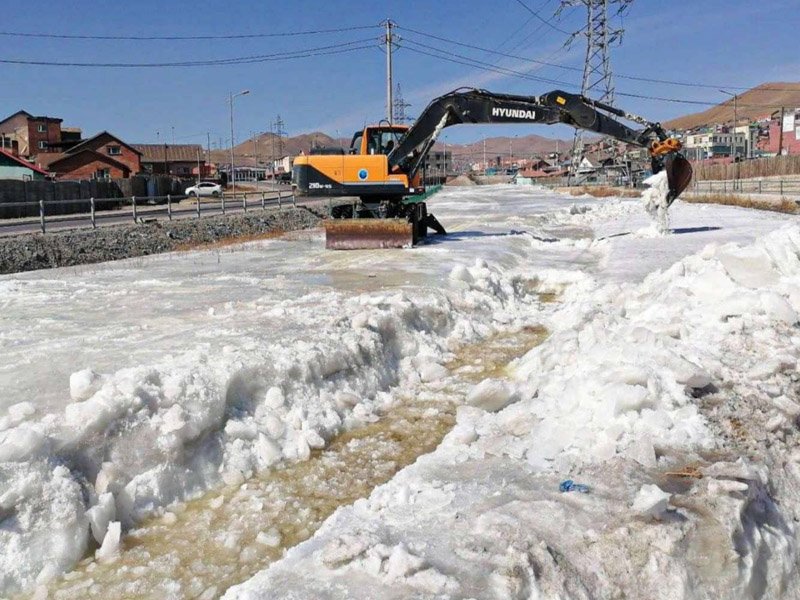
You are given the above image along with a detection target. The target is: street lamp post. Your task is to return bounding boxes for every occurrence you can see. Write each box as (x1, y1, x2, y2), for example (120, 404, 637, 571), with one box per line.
(229, 89, 250, 198)
(719, 89, 739, 189)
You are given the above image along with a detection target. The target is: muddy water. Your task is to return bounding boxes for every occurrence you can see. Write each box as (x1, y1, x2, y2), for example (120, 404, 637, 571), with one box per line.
(42, 326, 547, 600)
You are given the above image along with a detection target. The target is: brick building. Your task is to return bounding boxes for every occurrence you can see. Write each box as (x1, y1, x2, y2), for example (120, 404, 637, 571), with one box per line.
(0, 110, 64, 158)
(760, 109, 800, 155)
(38, 131, 142, 180)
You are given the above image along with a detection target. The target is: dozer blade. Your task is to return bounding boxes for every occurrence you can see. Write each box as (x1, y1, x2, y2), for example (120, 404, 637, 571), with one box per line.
(665, 153, 693, 206)
(325, 218, 414, 250)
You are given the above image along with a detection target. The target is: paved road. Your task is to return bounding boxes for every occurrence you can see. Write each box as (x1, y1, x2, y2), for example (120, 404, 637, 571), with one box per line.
(0, 192, 324, 237)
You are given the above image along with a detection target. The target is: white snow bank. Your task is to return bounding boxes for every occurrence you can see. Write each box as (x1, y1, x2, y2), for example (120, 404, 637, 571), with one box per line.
(0, 252, 551, 595)
(226, 224, 800, 599)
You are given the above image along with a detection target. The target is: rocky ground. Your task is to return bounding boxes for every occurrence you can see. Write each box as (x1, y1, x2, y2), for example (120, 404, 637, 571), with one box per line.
(0, 207, 322, 274)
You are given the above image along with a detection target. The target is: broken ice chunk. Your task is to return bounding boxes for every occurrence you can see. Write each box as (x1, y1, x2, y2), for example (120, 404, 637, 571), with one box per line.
(632, 484, 671, 520)
(95, 521, 122, 563)
(466, 379, 516, 412)
(69, 368, 103, 401)
(86, 492, 116, 544)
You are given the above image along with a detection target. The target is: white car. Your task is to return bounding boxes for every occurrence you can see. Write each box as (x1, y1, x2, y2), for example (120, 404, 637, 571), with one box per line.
(185, 181, 222, 197)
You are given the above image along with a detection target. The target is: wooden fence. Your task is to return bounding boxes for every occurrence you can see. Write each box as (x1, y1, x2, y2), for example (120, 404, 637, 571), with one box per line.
(692, 155, 800, 181)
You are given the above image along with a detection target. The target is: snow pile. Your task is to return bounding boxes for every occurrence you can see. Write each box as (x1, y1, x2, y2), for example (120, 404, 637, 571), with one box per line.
(226, 225, 800, 599)
(641, 170, 671, 235)
(0, 253, 547, 595)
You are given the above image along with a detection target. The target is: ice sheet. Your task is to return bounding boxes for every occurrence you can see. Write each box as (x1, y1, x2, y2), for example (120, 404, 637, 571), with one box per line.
(1, 184, 798, 596)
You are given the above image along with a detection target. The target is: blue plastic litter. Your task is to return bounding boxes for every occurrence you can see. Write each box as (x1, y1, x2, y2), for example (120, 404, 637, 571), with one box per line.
(559, 479, 590, 493)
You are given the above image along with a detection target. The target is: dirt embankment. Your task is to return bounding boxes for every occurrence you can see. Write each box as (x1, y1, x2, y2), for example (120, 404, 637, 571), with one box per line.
(0, 207, 321, 274)
(556, 186, 642, 198)
(445, 174, 477, 186)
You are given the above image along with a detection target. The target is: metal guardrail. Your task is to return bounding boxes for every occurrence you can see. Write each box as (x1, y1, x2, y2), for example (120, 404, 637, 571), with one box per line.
(529, 176, 800, 197)
(0, 190, 300, 235)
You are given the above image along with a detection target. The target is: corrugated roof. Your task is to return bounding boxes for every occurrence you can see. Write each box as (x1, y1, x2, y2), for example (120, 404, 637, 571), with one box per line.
(132, 144, 205, 162)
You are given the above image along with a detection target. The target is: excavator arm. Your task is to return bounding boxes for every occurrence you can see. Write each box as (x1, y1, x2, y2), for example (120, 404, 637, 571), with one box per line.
(387, 88, 691, 202)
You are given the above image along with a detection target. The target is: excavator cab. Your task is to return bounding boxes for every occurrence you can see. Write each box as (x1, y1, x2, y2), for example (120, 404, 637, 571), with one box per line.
(349, 126, 408, 156)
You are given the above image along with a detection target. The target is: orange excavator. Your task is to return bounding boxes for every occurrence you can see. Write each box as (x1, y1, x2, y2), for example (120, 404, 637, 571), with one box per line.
(292, 88, 692, 249)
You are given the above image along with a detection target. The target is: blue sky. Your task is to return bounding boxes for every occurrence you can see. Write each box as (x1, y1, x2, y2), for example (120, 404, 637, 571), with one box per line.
(3, 0, 799, 147)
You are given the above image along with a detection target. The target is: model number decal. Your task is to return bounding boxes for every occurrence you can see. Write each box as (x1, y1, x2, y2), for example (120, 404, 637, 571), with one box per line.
(309, 182, 332, 189)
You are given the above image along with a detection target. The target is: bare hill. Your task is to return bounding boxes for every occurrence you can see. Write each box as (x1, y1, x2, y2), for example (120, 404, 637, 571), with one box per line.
(217, 130, 570, 165)
(441, 133, 567, 161)
(664, 82, 800, 131)
(216, 131, 344, 163)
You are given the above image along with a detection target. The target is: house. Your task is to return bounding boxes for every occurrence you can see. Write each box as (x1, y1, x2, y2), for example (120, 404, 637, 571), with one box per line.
(684, 129, 747, 160)
(133, 144, 206, 177)
(37, 131, 142, 180)
(271, 155, 294, 175)
(0, 110, 64, 158)
(422, 150, 452, 175)
(759, 109, 800, 156)
(0, 148, 50, 180)
(48, 127, 83, 152)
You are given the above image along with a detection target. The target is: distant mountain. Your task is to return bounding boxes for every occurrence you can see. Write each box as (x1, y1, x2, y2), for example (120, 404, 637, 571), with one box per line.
(216, 130, 570, 167)
(664, 82, 800, 130)
(438, 133, 569, 163)
(214, 131, 347, 164)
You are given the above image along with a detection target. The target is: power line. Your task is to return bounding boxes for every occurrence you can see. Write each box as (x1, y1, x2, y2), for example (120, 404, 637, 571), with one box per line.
(0, 24, 381, 41)
(0, 38, 378, 68)
(400, 41, 794, 111)
(504, 2, 576, 58)
(400, 38, 578, 88)
(513, 0, 573, 35)
(397, 25, 579, 74)
(397, 25, 800, 93)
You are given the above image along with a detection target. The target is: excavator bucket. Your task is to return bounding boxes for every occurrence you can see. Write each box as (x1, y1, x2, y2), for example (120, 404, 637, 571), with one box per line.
(664, 153, 693, 205)
(325, 218, 414, 250)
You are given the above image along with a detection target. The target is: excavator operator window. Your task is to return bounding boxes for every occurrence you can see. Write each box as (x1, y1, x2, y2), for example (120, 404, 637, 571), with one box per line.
(349, 131, 363, 155)
(367, 130, 400, 155)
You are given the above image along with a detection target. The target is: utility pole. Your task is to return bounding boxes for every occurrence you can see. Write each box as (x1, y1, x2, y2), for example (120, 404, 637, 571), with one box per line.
(561, 0, 633, 184)
(385, 20, 394, 124)
(270, 121, 276, 181)
(228, 89, 250, 198)
(252, 132, 259, 182)
(483, 139, 487, 174)
(719, 89, 739, 187)
(206, 131, 211, 179)
(778, 107, 785, 156)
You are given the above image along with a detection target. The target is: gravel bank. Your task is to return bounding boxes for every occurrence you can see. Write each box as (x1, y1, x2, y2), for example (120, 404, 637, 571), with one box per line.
(0, 207, 322, 274)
